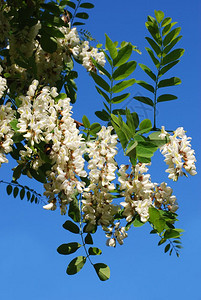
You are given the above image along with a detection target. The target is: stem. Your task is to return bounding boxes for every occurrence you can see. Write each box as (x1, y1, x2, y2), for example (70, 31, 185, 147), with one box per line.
(109, 65, 114, 115)
(70, 0, 82, 25)
(153, 22, 164, 130)
(78, 196, 94, 266)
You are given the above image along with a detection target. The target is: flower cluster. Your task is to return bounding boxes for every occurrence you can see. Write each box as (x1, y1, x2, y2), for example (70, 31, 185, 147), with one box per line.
(0, 65, 7, 98)
(105, 222, 128, 247)
(0, 102, 15, 167)
(118, 163, 178, 223)
(160, 126, 197, 181)
(82, 126, 119, 229)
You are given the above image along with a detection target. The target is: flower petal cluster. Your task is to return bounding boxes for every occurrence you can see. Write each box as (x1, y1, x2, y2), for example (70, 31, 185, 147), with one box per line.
(0, 65, 7, 98)
(118, 163, 154, 223)
(105, 222, 128, 247)
(160, 126, 197, 181)
(82, 126, 119, 228)
(0, 102, 15, 166)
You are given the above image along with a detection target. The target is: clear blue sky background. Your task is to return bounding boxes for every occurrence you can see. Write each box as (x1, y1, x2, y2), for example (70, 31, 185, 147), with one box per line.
(0, 0, 201, 299)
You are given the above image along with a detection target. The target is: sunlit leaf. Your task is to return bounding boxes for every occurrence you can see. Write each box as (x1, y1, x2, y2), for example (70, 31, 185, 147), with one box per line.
(57, 243, 82, 255)
(136, 80, 155, 93)
(158, 77, 181, 88)
(113, 61, 137, 80)
(112, 79, 135, 93)
(113, 44, 133, 67)
(145, 47, 160, 68)
(162, 48, 184, 65)
(163, 27, 181, 47)
(133, 96, 154, 107)
(90, 72, 110, 92)
(67, 256, 86, 275)
(88, 247, 102, 255)
(154, 10, 164, 23)
(94, 263, 110, 281)
(159, 60, 179, 76)
(105, 34, 117, 59)
(139, 63, 156, 81)
(111, 93, 130, 104)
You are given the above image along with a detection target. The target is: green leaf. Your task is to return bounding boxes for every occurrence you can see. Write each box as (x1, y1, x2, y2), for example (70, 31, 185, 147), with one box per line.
(158, 77, 181, 88)
(133, 96, 154, 107)
(154, 10, 164, 23)
(136, 80, 155, 93)
(161, 17, 172, 27)
(75, 12, 89, 19)
(125, 140, 137, 156)
(157, 94, 178, 102)
(66, 256, 86, 275)
(111, 93, 130, 104)
(163, 27, 181, 47)
(82, 115, 90, 128)
(68, 197, 81, 222)
(94, 263, 110, 281)
(113, 44, 133, 67)
(80, 3, 94, 8)
(12, 164, 24, 181)
(20, 188, 25, 200)
(90, 123, 101, 134)
(111, 122, 128, 149)
(145, 47, 160, 68)
(159, 60, 179, 76)
(6, 185, 12, 195)
(26, 191, 31, 201)
(90, 72, 110, 92)
(13, 186, 19, 198)
(95, 110, 110, 121)
(105, 34, 117, 59)
(92, 61, 111, 79)
(163, 36, 182, 55)
(88, 247, 102, 255)
(95, 86, 110, 103)
(145, 21, 162, 46)
(113, 61, 137, 80)
(148, 131, 168, 147)
(162, 22, 177, 36)
(85, 233, 93, 244)
(63, 1, 76, 9)
(63, 220, 80, 234)
(29, 168, 47, 183)
(162, 49, 184, 66)
(126, 108, 136, 133)
(40, 35, 57, 53)
(112, 79, 135, 93)
(30, 194, 35, 203)
(57, 242, 82, 255)
(145, 37, 161, 56)
(164, 229, 183, 239)
(72, 22, 85, 26)
(133, 214, 145, 227)
(139, 63, 156, 81)
(139, 119, 152, 132)
(10, 119, 19, 131)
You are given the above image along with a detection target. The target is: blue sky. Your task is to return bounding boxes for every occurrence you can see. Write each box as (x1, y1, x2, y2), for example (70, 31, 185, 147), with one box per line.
(0, 0, 201, 299)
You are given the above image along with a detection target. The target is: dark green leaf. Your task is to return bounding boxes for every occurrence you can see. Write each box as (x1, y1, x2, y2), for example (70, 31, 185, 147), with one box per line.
(92, 61, 111, 79)
(176, 245, 183, 249)
(80, 3, 94, 8)
(63, 220, 80, 234)
(57, 242, 81, 255)
(6, 185, 12, 195)
(20, 188, 25, 200)
(29, 168, 47, 183)
(162, 22, 177, 36)
(136, 80, 155, 93)
(82, 115, 90, 128)
(158, 238, 167, 245)
(154, 10, 164, 23)
(105, 34, 117, 59)
(133, 215, 145, 227)
(173, 240, 182, 244)
(95, 86, 110, 103)
(95, 110, 110, 121)
(125, 140, 137, 156)
(158, 77, 181, 88)
(90, 72, 110, 92)
(30, 194, 35, 203)
(88, 247, 102, 255)
(164, 244, 171, 253)
(66, 256, 86, 275)
(90, 123, 101, 134)
(113, 61, 137, 80)
(162, 48, 184, 65)
(72, 22, 85, 26)
(126, 108, 136, 133)
(139, 63, 156, 81)
(157, 94, 178, 102)
(133, 96, 154, 107)
(27, 191, 31, 201)
(85, 233, 93, 244)
(111, 122, 128, 149)
(161, 17, 172, 27)
(111, 93, 130, 104)
(112, 79, 135, 93)
(40, 35, 57, 53)
(164, 229, 183, 239)
(12, 164, 24, 181)
(163, 27, 181, 47)
(145, 37, 161, 56)
(163, 36, 182, 55)
(75, 12, 89, 19)
(145, 21, 162, 46)
(68, 197, 81, 222)
(94, 263, 110, 281)
(64, 1, 76, 9)
(113, 44, 133, 67)
(13, 186, 19, 198)
(159, 60, 179, 76)
(145, 47, 160, 68)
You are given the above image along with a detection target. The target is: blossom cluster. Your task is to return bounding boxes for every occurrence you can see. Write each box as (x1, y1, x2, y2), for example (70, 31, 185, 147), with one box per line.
(82, 126, 119, 229)
(160, 126, 197, 181)
(118, 163, 178, 223)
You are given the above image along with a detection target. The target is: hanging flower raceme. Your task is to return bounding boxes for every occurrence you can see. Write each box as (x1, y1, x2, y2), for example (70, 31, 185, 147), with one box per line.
(82, 126, 119, 229)
(159, 126, 197, 181)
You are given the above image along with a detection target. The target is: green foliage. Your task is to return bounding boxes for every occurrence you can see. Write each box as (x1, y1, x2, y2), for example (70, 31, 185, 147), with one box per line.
(66, 256, 86, 275)
(57, 242, 82, 255)
(94, 263, 110, 281)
